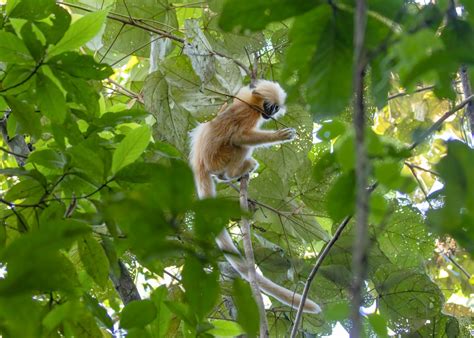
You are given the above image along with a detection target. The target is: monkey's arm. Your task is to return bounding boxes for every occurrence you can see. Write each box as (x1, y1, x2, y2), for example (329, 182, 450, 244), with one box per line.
(232, 128, 295, 146)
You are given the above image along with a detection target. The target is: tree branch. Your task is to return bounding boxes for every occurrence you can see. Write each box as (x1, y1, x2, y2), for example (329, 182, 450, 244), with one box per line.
(0, 114, 31, 166)
(109, 260, 141, 305)
(0, 61, 43, 93)
(58, 2, 252, 77)
(445, 254, 472, 279)
(239, 174, 269, 337)
(409, 94, 474, 150)
(106, 78, 144, 104)
(351, 0, 368, 336)
(387, 84, 436, 101)
(290, 216, 352, 338)
(459, 66, 474, 140)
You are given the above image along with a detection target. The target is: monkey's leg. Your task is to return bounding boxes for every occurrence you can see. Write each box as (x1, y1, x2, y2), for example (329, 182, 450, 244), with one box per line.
(226, 158, 258, 179)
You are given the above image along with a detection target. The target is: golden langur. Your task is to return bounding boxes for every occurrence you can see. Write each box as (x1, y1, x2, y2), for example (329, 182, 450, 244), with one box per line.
(189, 80, 321, 314)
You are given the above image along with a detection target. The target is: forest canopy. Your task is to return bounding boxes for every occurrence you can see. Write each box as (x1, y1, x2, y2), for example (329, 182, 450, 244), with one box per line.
(0, 0, 473, 337)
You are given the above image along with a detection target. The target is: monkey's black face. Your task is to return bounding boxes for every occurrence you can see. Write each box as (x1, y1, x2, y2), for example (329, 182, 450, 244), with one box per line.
(262, 101, 280, 119)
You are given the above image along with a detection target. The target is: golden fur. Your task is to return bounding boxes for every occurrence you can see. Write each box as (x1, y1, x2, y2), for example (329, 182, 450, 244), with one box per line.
(189, 80, 321, 314)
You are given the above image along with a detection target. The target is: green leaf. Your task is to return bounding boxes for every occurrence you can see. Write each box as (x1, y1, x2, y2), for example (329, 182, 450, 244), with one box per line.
(193, 198, 241, 238)
(317, 120, 346, 141)
(120, 300, 158, 329)
(232, 279, 259, 337)
(27, 149, 66, 169)
(48, 10, 108, 58)
(149, 286, 174, 338)
(35, 5, 71, 45)
(36, 73, 67, 123)
(111, 125, 151, 175)
(368, 314, 388, 337)
(67, 140, 107, 182)
(1, 65, 36, 95)
(375, 269, 443, 328)
(334, 134, 355, 172)
(9, 0, 56, 20)
(182, 256, 219, 321)
(460, 0, 474, 24)
(20, 22, 45, 62)
(219, 0, 320, 32)
(78, 234, 109, 287)
(102, 0, 177, 57)
(374, 159, 403, 187)
(283, 5, 331, 82)
(0, 31, 32, 63)
(326, 171, 355, 222)
(324, 302, 350, 321)
(53, 70, 100, 116)
(307, 12, 353, 118)
(0, 220, 87, 295)
(427, 141, 474, 254)
(378, 207, 433, 269)
(4, 178, 45, 204)
(143, 65, 193, 153)
(83, 294, 113, 329)
(208, 320, 244, 337)
(90, 109, 148, 132)
(183, 19, 215, 84)
(49, 52, 113, 80)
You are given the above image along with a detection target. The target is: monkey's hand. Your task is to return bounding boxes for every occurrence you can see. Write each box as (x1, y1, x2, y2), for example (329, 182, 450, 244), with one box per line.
(275, 128, 296, 142)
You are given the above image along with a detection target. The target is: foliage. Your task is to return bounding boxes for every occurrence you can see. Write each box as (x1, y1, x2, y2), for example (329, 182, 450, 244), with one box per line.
(0, 0, 473, 336)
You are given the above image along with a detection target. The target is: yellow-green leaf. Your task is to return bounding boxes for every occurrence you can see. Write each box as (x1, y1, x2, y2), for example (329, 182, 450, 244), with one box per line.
(48, 10, 108, 58)
(112, 125, 151, 175)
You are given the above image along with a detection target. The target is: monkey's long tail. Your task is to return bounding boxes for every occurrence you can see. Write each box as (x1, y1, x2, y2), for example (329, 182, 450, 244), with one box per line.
(216, 229, 321, 314)
(193, 166, 321, 314)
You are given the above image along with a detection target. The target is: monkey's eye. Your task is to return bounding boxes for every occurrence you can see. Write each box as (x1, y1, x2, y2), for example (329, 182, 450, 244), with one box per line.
(263, 101, 280, 116)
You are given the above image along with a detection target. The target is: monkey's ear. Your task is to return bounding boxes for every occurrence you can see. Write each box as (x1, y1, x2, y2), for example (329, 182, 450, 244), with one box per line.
(252, 90, 263, 98)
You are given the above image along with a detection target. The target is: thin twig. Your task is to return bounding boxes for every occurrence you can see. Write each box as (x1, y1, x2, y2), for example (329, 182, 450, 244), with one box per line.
(0, 61, 43, 93)
(106, 78, 144, 103)
(388, 85, 436, 101)
(409, 94, 474, 150)
(290, 216, 351, 338)
(0, 146, 28, 159)
(404, 162, 439, 176)
(239, 175, 269, 337)
(445, 254, 472, 279)
(406, 163, 433, 209)
(58, 1, 252, 76)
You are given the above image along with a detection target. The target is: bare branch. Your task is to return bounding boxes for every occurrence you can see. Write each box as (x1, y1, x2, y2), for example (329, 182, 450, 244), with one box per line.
(106, 78, 144, 104)
(409, 94, 474, 150)
(290, 216, 352, 338)
(445, 254, 472, 279)
(351, 0, 368, 336)
(388, 85, 436, 101)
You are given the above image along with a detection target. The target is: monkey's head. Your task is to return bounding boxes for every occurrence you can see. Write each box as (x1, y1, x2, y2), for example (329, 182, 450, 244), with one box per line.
(235, 80, 287, 120)
(251, 80, 287, 120)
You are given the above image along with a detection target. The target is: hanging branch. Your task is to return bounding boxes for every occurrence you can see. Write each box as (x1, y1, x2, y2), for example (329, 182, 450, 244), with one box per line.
(351, 0, 368, 336)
